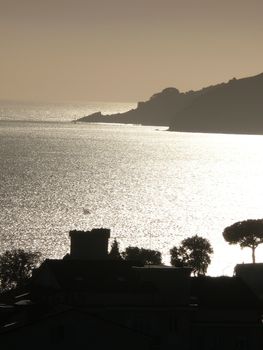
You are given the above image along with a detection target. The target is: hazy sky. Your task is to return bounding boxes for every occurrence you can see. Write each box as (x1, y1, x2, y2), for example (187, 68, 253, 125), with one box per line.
(1, 0, 263, 102)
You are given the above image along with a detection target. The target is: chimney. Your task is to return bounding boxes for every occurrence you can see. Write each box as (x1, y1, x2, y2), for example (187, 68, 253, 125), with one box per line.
(69, 228, 110, 260)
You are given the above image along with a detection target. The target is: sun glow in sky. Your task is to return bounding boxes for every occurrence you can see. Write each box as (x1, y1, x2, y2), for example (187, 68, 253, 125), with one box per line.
(1, 0, 263, 102)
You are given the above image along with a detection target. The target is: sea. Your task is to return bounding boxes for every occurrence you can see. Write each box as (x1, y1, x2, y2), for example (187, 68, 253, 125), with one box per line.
(1, 100, 263, 276)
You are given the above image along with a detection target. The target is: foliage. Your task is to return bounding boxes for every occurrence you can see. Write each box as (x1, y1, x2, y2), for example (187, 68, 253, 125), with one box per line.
(223, 219, 263, 263)
(122, 246, 162, 265)
(0, 249, 41, 292)
(170, 246, 188, 267)
(170, 235, 213, 276)
(108, 239, 122, 260)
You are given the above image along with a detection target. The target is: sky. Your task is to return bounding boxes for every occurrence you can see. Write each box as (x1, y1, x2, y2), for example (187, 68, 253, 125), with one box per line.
(1, 0, 263, 102)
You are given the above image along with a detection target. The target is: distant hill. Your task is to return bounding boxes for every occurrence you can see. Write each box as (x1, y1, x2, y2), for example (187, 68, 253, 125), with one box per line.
(77, 72, 263, 134)
(170, 73, 263, 134)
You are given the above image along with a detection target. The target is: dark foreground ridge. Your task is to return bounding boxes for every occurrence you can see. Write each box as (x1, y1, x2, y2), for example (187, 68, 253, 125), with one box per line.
(1, 228, 263, 349)
(77, 72, 263, 135)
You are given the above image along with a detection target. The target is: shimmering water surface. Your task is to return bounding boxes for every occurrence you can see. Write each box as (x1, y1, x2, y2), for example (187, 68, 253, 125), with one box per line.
(1, 107, 263, 276)
(0, 100, 136, 122)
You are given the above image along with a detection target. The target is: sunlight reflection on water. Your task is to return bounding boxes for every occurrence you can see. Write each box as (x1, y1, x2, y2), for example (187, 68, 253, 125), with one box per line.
(0, 121, 263, 276)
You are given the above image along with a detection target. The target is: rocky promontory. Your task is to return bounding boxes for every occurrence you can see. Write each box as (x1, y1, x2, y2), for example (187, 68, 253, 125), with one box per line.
(77, 72, 263, 134)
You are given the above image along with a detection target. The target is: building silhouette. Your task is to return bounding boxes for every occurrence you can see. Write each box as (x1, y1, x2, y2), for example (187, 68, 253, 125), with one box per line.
(0, 228, 262, 349)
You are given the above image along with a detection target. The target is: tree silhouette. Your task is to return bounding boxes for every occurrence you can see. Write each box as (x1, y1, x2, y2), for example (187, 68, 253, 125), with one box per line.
(122, 246, 162, 265)
(170, 235, 213, 276)
(223, 219, 263, 263)
(108, 239, 122, 260)
(169, 246, 188, 267)
(0, 249, 41, 292)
